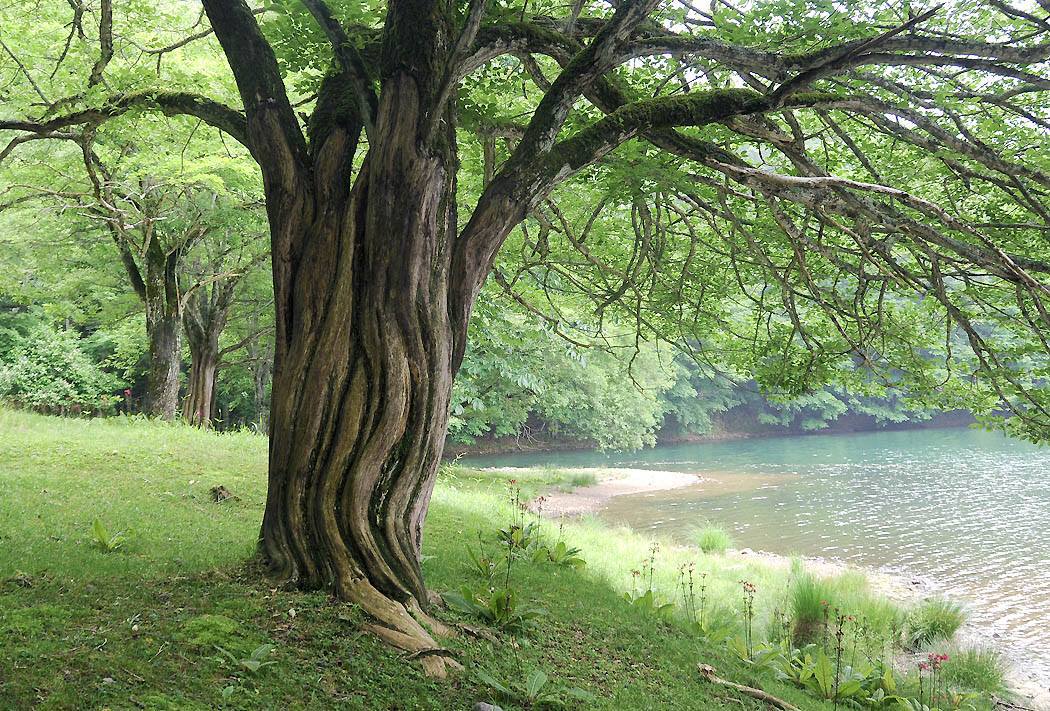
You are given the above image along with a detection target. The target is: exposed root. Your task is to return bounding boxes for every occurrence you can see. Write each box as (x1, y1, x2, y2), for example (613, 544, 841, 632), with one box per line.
(407, 596, 455, 638)
(343, 577, 460, 678)
(402, 647, 456, 661)
(453, 621, 501, 644)
(697, 664, 801, 711)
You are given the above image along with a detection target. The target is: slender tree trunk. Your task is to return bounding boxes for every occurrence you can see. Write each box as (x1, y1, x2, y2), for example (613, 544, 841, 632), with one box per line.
(258, 75, 464, 675)
(185, 338, 220, 427)
(249, 339, 272, 430)
(183, 283, 233, 428)
(144, 294, 182, 420)
(138, 236, 184, 419)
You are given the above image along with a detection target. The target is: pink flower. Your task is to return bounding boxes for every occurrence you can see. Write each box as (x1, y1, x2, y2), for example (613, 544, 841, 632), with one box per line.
(926, 652, 948, 670)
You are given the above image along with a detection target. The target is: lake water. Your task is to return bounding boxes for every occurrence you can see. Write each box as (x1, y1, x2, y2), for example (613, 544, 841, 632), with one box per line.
(463, 428, 1050, 680)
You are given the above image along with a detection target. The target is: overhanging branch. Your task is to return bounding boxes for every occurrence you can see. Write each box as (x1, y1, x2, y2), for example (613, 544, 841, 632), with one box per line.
(0, 92, 250, 151)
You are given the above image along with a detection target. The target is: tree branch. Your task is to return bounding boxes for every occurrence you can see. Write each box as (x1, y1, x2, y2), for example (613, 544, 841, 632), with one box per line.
(200, 0, 308, 176)
(300, 0, 378, 140)
(88, 0, 113, 86)
(0, 92, 250, 150)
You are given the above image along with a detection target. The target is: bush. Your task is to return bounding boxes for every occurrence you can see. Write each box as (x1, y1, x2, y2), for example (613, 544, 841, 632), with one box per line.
(696, 524, 732, 554)
(940, 646, 1007, 696)
(906, 599, 966, 648)
(0, 322, 119, 414)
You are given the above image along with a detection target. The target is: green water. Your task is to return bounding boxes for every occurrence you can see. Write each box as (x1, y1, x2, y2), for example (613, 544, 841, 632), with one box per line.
(463, 428, 1050, 677)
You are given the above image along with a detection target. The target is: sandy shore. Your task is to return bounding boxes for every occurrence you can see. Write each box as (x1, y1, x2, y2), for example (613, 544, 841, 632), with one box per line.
(533, 468, 705, 516)
(515, 465, 1050, 710)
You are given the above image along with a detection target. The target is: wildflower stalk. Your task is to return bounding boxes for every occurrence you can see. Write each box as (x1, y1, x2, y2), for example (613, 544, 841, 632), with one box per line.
(740, 580, 756, 660)
(832, 610, 846, 709)
(821, 600, 830, 652)
(699, 572, 708, 629)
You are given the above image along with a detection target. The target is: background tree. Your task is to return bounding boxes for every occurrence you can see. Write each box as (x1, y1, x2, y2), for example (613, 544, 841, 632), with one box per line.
(1, 110, 267, 419)
(181, 222, 270, 426)
(2, 0, 1049, 674)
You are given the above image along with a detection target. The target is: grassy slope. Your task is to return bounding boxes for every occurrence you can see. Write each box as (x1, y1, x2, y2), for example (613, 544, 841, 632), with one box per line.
(0, 409, 839, 710)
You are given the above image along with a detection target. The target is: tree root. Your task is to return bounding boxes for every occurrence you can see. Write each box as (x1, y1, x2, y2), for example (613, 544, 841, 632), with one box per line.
(342, 577, 461, 678)
(697, 664, 801, 711)
(453, 621, 502, 644)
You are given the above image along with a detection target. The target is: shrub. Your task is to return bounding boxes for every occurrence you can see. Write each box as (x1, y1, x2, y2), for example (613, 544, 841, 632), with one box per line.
(906, 599, 966, 648)
(940, 646, 1007, 696)
(696, 524, 732, 554)
(0, 322, 118, 414)
(443, 585, 547, 633)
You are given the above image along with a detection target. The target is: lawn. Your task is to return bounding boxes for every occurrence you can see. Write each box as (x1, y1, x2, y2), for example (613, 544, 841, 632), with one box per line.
(0, 409, 853, 709)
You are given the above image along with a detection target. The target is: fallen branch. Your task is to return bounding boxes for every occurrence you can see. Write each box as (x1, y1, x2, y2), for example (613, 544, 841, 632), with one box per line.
(994, 699, 1039, 711)
(697, 664, 802, 711)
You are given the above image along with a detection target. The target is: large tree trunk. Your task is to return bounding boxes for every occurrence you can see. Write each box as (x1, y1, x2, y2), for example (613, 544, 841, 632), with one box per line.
(200, 0, 483, 676)
(258, 75, 463, 675)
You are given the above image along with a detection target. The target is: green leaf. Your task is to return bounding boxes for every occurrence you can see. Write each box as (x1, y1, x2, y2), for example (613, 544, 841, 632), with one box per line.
(524, 669, 548, 698)
(564, 687, 597, 701)
(475, 669, 514, 698)
(442, 590, 479, 615)
(92, 518, 107, 545)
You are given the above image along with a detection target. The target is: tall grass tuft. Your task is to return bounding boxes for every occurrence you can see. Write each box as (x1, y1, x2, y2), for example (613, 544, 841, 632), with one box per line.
(906, 598, 966, 648)
(785, 566, 906, 654)
(788, 572, 828, 647)
(564, 470, 598, 489)
(696, 524, 732, 554)
(939, 645, 1008, 696)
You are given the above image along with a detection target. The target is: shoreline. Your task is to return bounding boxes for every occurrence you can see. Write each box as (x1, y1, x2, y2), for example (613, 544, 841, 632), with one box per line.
(516, 465, 1050, 710)
(443, 416, 977, 459)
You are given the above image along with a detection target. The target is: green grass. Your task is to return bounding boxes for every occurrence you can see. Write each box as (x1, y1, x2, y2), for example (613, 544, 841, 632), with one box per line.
(696, 523, 732, 554)
(0, 409, 845, 710)
(785, 566, 906, 653)
(906, 598, 967, 648)
(938, 645, 1008, 697)
(787, 572, 827, 646)
(563, 469, 598, 489)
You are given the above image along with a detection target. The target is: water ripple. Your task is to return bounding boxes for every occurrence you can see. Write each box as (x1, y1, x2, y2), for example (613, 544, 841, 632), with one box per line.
(587, 429, 1050, 680)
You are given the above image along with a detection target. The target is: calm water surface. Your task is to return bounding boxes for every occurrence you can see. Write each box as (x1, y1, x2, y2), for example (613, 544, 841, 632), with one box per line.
(464, 429, 1050, 675)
